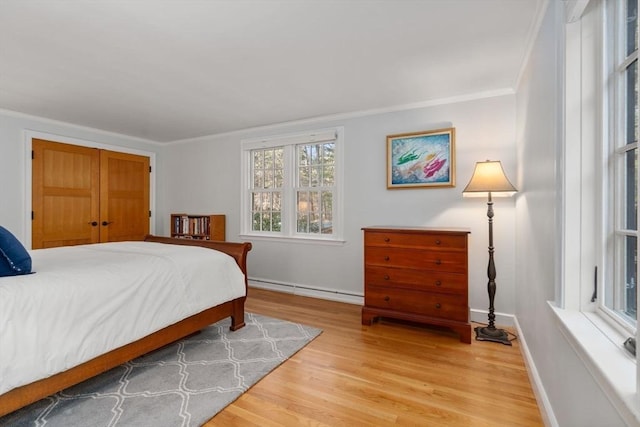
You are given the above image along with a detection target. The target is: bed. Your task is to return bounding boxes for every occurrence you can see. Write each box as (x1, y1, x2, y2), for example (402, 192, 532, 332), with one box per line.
(0, 234, 252, 417)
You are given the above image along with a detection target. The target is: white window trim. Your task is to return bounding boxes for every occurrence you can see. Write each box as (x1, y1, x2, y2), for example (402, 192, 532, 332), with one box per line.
(239, 127, 345, 243)
(552, 1, 640, 424)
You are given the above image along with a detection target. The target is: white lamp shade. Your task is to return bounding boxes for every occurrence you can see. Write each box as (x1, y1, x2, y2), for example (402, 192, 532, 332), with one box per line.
(463, 160, 517, 196)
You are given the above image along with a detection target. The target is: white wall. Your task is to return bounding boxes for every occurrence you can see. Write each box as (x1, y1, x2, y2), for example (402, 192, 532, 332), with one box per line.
(0, 110, 164, 244)
(162, 94, 518, 322)
(515, 2, 625, 425)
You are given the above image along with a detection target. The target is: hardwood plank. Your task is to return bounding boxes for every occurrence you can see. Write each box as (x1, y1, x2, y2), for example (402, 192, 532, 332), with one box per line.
(204, 288, 543, 426)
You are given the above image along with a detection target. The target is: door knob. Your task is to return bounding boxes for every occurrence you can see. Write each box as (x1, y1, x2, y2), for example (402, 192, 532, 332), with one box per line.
(101, 221, 112, 226)
(88, 221, 98, 226)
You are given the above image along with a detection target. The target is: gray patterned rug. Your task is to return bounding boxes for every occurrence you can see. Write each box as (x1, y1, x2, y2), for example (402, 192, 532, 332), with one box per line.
(1, 313, 321, 427)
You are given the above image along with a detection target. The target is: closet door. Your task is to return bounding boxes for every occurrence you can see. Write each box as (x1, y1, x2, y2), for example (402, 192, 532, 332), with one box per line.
(99, 150, 150, 242)
(32, 139, 100, 249)
(31, 139, 150, 249)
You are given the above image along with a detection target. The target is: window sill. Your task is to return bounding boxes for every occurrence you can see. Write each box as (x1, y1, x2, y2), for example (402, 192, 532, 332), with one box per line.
(549, 302, 639, 425)
(238, 233, 346, 246)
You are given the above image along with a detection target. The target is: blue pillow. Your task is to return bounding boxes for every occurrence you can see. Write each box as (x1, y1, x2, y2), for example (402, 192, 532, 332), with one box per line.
(0, 226, 32, 276)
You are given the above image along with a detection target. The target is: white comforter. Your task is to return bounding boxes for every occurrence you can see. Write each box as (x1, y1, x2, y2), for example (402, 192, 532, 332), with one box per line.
(0, 241, 246, 396)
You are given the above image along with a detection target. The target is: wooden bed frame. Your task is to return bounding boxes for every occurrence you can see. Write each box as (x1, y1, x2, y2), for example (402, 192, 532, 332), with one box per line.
(0, 235, 252, 418)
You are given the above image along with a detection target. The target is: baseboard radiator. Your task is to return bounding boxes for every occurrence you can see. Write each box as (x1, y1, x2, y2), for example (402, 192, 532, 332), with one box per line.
(248, 277, 364, 305)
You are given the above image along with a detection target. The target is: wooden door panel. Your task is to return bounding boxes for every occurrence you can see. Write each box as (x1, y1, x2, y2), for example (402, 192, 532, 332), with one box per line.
(32, 139, 100, 249)
(100, 150, 150, 242)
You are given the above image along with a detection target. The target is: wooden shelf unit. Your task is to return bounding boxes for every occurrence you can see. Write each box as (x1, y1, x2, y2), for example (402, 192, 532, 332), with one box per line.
(362, 226, 471, 343)
(170, 214, 226, 241)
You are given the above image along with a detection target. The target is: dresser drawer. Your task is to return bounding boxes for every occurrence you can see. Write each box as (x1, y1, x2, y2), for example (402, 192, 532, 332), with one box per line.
(365, 266, 466, 294)
(365, 246, 467, 273)
(365, 285, 468, 322)
(365, 231, 467, 250)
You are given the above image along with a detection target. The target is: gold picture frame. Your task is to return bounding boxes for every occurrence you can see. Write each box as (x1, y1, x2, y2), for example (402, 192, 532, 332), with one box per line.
(387, 127, 455, 189)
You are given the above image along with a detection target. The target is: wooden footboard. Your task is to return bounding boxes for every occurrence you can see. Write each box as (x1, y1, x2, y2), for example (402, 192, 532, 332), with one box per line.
(0, 236, 252, 418)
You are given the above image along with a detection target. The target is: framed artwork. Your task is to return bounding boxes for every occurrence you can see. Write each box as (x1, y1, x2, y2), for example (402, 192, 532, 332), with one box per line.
(387, 127, 455, 189)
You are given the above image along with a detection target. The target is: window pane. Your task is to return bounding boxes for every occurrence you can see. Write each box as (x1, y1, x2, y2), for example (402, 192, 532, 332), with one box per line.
(261, 192, 271, 210)
(274, 148, 284, 189)
(264, 149, 273, 169)
(297, 214, 308, 233)
(264, 169, 274, 188)
(262, 211, 272, 232)
(308, 213, 319, 233)
(253, 151, 263, 170)
(309, 192, 320, 233)
(323, 165, 335, 185)
(625, 149, 638, 230)
(275, 168, 284, 188)
(297, 191, 309, 213)
(252, 211, 262, 231)
(624, 235, 637, 319)
(273, 192, 282, 211)
(275, 149, 284, 169)
(299, 166, 310, 187)
(298, 146, 310, 166)
(626, 60, 638, 145)
(321, 191, 333, 234)
(253, 170, 263, 189)
(311, 166, 321, 186)
(272, 212, 281, 232)
(607, 233, 638, 325)
(627, 0, 638, 56)
(310, 144, 321, 165)
(297, 191, 309, 233)
(323, 143, 335, 164)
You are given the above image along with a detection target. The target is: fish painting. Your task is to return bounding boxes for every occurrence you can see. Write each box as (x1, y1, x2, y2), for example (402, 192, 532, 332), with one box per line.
(423, 156, 446, 178)
(387, 128, 455, 188)
(397, 149, 420, 165)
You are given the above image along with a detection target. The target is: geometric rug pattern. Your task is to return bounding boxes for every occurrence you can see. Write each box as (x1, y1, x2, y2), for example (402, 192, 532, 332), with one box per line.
(0, 313, 321, 427)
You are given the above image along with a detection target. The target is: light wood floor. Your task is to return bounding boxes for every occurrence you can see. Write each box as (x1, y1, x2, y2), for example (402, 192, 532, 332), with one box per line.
(205, 288, 543, 426)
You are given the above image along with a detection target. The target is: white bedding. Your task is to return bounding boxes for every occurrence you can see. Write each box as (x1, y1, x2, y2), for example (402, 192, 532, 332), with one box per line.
(0, 241, 246, 396)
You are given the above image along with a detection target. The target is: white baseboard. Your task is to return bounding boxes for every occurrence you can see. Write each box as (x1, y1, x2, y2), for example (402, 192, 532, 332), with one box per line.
(514, 317, 557, 427)
(470, 308, 515, 327)
(248, 278, 364, 305)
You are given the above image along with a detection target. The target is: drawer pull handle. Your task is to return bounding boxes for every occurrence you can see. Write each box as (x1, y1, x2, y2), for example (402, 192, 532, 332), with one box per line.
(435, 259, 442, 265)
(384, 237, 390, 242)
(384, 256, 390, 261)
(435, 239, 441, 245)
(384, 275, 390, 280)
(435, 280, 442, 286)
(435, 303, 441, 309)
(384, 296, 390, 302)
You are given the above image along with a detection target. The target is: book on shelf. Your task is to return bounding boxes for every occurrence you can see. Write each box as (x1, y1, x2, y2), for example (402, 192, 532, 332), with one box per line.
(170, 213, 225, 241)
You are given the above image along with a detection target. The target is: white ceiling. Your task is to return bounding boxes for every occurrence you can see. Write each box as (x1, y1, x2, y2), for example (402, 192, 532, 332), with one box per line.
(0, 0, 544, 143)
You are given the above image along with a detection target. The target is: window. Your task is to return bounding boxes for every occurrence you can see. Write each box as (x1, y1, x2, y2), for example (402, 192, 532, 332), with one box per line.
(240, 128, 343, 242)
(554, 0, 640, 422)
(603, 0, 639, 334)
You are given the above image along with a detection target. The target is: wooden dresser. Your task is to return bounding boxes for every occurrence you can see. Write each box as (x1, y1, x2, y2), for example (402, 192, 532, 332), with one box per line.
(362, 227, 471, 343)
